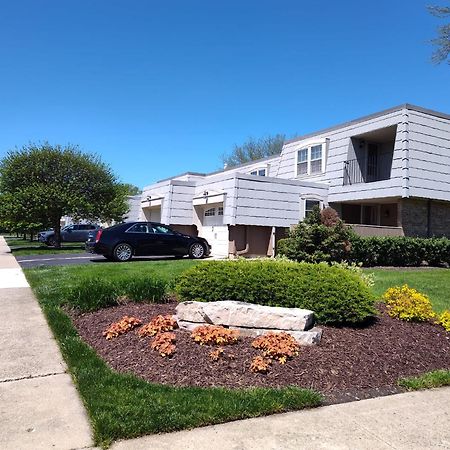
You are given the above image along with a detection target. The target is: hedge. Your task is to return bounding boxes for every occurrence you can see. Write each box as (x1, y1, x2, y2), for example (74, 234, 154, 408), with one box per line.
(350, 236, 450, 267)
(175, 260, 376, 325)
(278, 234, 450, 267)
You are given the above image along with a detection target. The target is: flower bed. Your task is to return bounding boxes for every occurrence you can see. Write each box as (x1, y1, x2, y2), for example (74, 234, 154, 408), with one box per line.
(72, 300, 450, 404)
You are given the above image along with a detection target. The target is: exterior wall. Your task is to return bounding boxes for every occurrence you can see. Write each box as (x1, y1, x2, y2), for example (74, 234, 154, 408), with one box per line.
(124, 195, 141, 222)
(233, 175, 328, 227)
(401, 198, 450, 237)
(350, 224, 404, 237)
(277, 110, 405, 203)
(407, 110, 450, 202)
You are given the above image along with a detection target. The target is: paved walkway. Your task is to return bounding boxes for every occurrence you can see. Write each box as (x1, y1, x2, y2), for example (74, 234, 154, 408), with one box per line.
(112, 387, 450, 450)
(1, 235, 450, 449)
(0, 237, 93, 450)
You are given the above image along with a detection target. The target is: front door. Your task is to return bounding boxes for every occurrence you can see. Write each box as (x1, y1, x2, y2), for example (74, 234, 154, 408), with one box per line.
(366, 143, 379, 182)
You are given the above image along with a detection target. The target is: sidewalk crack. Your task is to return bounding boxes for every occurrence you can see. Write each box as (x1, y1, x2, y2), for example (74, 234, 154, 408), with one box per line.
(0, 370, 67, 383)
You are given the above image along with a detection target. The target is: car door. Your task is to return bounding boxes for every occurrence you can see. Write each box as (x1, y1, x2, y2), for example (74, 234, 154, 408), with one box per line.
(124, 223, 162, 256)
(150, 224, 188, 255)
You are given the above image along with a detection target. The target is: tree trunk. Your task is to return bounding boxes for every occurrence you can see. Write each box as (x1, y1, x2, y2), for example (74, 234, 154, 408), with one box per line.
(53, 218, 62, 248)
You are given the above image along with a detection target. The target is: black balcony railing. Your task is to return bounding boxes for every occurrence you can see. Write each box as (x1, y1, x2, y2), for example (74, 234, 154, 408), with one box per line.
(343, 154, 392, 186)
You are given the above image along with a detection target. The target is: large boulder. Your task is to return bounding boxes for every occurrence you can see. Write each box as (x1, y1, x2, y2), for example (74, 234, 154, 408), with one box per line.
(175, 300, 322, 345)
(176, 300, 314, 331)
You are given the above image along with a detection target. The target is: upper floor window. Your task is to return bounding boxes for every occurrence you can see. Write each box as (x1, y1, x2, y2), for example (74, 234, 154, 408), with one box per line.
(296, 143, 324, 177)
(204, 207, 216, 217)
(250, 168, 267, 176)
(218, 206, 224, 216)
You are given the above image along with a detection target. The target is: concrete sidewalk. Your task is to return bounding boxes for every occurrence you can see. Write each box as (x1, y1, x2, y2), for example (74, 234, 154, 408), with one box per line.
(112, 386, 450, 450)
(0, 237, 93, 450)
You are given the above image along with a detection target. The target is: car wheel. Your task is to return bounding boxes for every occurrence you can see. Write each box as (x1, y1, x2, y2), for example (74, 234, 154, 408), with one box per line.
(47, 237, 57, 247)
(189, 243, 205, 259)
(113, 243, 133, 262)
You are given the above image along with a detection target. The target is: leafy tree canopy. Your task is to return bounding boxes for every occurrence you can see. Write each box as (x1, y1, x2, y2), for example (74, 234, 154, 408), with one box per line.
(0, 143, 128, 245)
(428, 5, 450, 64)
(121, 183, 142, 196)
(222, 134, 285, 168)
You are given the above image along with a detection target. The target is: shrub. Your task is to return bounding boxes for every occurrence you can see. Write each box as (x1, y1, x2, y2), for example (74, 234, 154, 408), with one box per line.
(191, 325, 240, 346)
(66, 275, 168, 312)
(350, 236, 450, 267)
(103, 316, 142, 340)
(250, 356, 272, 373)
(382, 285, 436, 321)
(252, 332, 299, 364)
(176, 260, 376, 325)
(150, 332, 176, 357)
(137, 315, 178, 337)
(438, 310, 450, 332)
(330, 261, 375, 288)
(277, 207, 356, 263)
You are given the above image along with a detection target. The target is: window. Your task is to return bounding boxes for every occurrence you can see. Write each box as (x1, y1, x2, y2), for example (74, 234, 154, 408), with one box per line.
(296, 143, 324, 176)
(218, 206, 224, 216)
(152, 225, 173, 234)
(297, 149, 308, 175)
(250, 168, 267, 176)
(126, 223, 148, 233)
(305, 199, 321, 218)
(204, 207, 216, 217)
(310, 145, 322, 174)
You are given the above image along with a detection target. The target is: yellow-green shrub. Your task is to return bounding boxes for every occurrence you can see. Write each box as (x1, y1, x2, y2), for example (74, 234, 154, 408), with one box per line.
(438, 310, 450, 331)
(382, 285, 435, 321)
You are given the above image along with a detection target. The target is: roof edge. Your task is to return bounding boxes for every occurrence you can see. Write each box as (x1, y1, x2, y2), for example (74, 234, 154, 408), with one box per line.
(285, 103, 450, 145)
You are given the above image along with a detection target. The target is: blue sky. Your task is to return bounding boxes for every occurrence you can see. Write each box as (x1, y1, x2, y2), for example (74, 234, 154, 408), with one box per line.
(0, 1, 448, 188)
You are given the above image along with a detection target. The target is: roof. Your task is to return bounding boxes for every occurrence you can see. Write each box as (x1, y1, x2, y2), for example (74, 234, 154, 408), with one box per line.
(285, 104, 450, 145)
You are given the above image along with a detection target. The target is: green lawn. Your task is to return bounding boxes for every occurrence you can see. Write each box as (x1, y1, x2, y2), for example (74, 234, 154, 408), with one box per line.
(3, 235, 85, 255)
(369, 268, 450, 312)
(25, 260, 322, 448)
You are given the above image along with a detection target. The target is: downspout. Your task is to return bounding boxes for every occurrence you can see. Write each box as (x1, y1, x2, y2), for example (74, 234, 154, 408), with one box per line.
(236, 225, 250, 256)
(166, 182, 174, 225)
(401, 108, 410, 199)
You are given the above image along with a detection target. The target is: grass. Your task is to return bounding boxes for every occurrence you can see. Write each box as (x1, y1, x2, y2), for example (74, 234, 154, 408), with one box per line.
(398, 370, 450, 390)
(369, 268, 450, 313)
(3, 235, 85, 255)
(25, 260, 323, 448)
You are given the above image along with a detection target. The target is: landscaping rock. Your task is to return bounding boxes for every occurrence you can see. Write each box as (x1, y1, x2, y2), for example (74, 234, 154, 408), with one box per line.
(175, 301, 322, 345)
(176, 300, 314, 331)
(176, 320, 322, 345)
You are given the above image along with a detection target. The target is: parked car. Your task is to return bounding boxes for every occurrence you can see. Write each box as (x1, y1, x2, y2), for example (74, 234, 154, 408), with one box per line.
(85, 221, 211, 261)
(38, 224, 101, 246)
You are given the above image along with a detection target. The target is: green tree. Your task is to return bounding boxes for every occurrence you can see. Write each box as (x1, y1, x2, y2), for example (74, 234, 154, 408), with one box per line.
(222, 134, 285, 168)
(0, 143, 128, 246)
(121, 183, 142, 196)
(428, 5, 450, 64)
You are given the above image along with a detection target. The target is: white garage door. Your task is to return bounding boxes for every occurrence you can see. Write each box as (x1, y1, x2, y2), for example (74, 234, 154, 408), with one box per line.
(200, 225, 229, 258)
(200, 206, 228, 257)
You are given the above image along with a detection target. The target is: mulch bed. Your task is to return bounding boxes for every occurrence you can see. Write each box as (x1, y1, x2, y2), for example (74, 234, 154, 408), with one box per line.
(71, 301, 450, 403)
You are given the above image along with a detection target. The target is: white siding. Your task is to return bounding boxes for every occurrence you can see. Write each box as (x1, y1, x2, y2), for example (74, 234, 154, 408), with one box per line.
(234, 175, 327, 227)
(276, 110, 405, 202)
(407, 111, 450, 202)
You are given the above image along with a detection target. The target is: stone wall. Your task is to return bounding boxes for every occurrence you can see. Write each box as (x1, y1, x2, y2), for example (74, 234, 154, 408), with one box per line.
(401, 198, 450, 237)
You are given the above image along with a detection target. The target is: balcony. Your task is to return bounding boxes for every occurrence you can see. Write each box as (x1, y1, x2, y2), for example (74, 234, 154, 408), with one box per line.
(343, 153, 392, 186)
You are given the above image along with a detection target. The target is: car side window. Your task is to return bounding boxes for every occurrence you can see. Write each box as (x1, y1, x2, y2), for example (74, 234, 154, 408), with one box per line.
(126, 224, 148, 233)
(152, 225, 173, 235)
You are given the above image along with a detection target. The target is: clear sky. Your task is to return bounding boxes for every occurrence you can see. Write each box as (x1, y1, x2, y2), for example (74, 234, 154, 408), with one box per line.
(0, 0, 448, 188)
